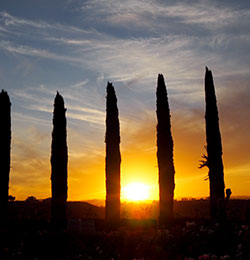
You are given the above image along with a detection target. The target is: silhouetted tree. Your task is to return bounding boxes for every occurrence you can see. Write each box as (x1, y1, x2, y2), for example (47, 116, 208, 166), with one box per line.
(25, 196, 38, 202)
(156, 74, 175, 227)
(105, 82, 121, 230)
(200, 67, 225, 220)
(8, 195, 15, 202)
(51, 92, 68, 229)
(0, 90, 11, 222)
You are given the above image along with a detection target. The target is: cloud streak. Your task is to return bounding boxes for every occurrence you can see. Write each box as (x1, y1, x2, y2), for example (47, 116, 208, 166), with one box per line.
(80, 0, 250, 32)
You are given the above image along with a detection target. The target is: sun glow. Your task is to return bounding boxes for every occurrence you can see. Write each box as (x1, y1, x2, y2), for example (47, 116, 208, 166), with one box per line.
(122, 182, 150, 201)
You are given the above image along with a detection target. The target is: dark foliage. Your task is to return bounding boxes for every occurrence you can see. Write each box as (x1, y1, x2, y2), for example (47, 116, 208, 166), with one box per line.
(51, 92, 68, 229)
(0, 90, 11, 223)
(1, 219, 249, 260)
(156, 74, 175, 227)
(8, 195, 15, 202)
(203, 67, 226, 220)
(105, 82, 121, 230)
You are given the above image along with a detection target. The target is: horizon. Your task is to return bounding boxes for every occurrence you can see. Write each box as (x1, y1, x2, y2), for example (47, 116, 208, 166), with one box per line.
(12, 195, 250, 203)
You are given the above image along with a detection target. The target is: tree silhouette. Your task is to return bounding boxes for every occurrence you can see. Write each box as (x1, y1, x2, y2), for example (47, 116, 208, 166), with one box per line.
(0, 90, 11, 222)
(200, 67, 225, 220)
(105, 82, 121, 229)
(51, 92, 68, 229)
(156, 74, 175, 227)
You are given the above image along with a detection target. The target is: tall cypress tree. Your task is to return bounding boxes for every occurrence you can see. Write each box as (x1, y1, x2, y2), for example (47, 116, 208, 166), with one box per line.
(51, 92, 68, 229)
(156, 74, 175, 227)
(0, 90, 11, 222)
(105, 82, 121, 229)
(201, 67, 225, 220)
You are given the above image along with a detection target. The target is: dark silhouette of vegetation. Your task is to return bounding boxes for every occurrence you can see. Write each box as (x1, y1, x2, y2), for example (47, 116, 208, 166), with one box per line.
(200, 67, 226, 220)
(8, 195, 15, 201)
(246, 200, 250, 224)
(105, 82, 121, 230)
(156, 74, 175, 227)
(0, 90, 11, 223)
(26, 196, 38, 202)
(51, 92, 68, 229)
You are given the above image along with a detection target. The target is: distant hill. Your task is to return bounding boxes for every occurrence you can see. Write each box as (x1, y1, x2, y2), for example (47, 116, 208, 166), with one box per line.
(8, 198, 250, 221)
(8, 200, 104, 221)
(231, 196, 250, 200)
(68, 201, 104, 219)
(85, 199, 105, 207)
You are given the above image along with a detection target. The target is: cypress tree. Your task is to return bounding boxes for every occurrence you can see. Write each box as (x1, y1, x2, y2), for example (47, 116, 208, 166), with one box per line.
(201, 67, 225, 220)
(51, 92, 68, 229)
(156, 74, 175, 227)
(0, 90, 11, 222)
(105, 82, 121, 230)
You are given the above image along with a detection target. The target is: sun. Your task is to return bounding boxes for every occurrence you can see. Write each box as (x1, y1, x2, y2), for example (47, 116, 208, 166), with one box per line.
(122, 182, 150, 202)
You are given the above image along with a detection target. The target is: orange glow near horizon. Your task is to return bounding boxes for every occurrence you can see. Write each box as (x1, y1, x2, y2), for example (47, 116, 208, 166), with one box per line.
(9, 119, 250, 201)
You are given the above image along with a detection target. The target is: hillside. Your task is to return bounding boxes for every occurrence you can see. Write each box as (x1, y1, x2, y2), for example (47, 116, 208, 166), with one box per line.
(7, 199, 250, 222)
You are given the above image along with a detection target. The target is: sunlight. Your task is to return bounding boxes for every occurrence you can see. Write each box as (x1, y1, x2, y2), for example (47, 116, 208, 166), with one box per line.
(122, 182, 150, 201)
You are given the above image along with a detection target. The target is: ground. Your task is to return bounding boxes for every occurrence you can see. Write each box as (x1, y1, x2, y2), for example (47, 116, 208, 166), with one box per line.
(1, 200, 250, 260)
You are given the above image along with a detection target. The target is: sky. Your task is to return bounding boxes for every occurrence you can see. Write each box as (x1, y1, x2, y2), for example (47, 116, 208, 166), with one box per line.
(0, 0, 250, 201)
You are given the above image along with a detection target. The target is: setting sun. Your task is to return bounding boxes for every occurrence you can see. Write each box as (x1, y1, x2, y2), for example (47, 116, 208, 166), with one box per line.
(121, 182, 150, 201)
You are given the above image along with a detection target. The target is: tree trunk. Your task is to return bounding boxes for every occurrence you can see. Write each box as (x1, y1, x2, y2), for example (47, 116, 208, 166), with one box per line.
(0, 90, 11, 223)
(156, 74, 175, 227)
(105, 82, 121, 230)
(204, 67, 225, 220)
(51, 92, 68, 230)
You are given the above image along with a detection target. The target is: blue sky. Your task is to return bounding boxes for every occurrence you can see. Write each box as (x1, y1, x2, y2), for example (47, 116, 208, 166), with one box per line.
(0, 0, 250, 200)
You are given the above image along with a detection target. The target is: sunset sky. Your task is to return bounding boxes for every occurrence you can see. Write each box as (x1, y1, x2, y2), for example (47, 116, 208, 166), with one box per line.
(0, 0, 250, 201)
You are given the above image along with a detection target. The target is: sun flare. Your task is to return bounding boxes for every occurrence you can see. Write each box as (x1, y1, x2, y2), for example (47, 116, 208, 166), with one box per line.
(122, 182, 150, 201)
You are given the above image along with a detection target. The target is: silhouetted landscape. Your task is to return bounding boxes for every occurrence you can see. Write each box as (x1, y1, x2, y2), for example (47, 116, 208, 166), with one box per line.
(6, 198, 250, 223)
(1, 198, 250, 259)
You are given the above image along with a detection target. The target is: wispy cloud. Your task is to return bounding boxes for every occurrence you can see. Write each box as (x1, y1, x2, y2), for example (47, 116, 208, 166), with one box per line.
(71, 80, 88, 88)
(13, 82, 106, 126)
(162, 3, 249, 27)
(47, 37, 92, 46)
(1, 6, 249, 90)
(1, 11, 50, 28)
(0, 40, 80, 63)
(13, 112, 49, 126)
(80, 0, 250, 31)
(0, 11, 90, 34)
